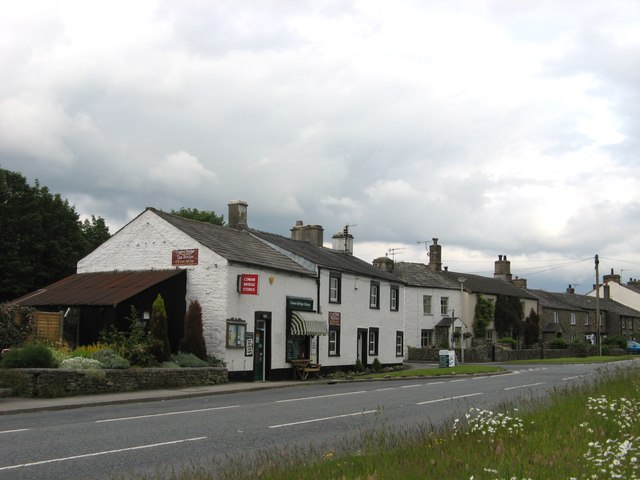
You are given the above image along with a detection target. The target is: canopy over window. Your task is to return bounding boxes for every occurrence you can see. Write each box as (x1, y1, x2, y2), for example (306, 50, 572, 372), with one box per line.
(290, 311, 328, 336)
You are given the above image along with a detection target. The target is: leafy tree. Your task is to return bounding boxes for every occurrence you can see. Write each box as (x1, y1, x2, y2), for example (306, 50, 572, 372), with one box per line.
(150, 294, 171, 362)
(180, 299, 207, 360)
(494, 295, 524, 339)
(523, 308, 540, 346)
(170, 207, 224, 225)
(80, 215, 111, 252)
(0, 169, 110, 301)
(0, 303, 35, 350)
(473, 294, 493, 339)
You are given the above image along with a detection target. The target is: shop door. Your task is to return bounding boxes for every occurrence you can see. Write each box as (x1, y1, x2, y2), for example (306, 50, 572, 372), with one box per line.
(254, 319, 266, 381)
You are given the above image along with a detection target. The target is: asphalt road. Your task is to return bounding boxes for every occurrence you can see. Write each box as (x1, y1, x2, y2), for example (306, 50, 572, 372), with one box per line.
(0, 361, 631, 479)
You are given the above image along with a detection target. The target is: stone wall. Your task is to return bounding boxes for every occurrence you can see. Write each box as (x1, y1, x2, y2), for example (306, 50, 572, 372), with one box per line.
(0, 367, 228, 398)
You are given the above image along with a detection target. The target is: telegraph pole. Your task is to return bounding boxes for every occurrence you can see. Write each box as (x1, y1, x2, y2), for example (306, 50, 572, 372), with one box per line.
(595, 254, 601, 356)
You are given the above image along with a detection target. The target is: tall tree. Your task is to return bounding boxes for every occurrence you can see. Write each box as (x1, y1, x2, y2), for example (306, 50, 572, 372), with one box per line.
(180, 299, 207, 360)
(80, 215, 111, 252)
(473, 294, 493, 339)
(170, 207, 224, 225)
(494, 295, 525, 338)
(150, 294, 171, 362)
(0, 168, 110, 301)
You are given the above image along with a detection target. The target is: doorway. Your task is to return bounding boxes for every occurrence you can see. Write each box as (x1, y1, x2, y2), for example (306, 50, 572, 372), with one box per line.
(253, 312, 271, 381)
(357, 328, 368, 368)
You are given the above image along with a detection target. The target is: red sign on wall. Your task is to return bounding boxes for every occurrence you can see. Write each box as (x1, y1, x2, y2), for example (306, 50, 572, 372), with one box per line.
(172, 249, 199, 266)
(239, 274, 259, 295)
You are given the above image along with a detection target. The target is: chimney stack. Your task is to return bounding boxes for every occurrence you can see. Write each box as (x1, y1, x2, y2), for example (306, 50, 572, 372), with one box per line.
(603, 268, 621, 285)
(227, 200, 248, 229)
(427, 238, 442, 272)
(332, 225, 354, 255)
(373, 256, 394, 273)
(290, 220, 324, 247)
(494, 254, 512, 282)
(566, 284, 575, 294)
(511, 276, 528, 289)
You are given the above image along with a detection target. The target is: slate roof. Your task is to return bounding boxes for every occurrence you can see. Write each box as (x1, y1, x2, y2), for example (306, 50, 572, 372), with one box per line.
(250, 230, 403, 283)
(151, 209, 314, 277)
(392, 262, 460, 290)
(527, 289, 640, 318)
(440, 270, 536, 299)
(12, 270, 184, 307)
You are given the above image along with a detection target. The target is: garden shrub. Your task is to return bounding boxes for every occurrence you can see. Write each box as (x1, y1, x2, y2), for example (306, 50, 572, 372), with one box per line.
(0, 303, 35, 350)
(60, 357, 102, 369)
(92, 349, 130, 369)
(604, 335, 627, 349)
(354, 359, 364, 373)
(548, 337, 568, 349)
(569, 341, 588, 357)
(207, 354, 226, 367)
(150, 294, 171, 362)
(171, 352, 208, 367)
(161, 361, 180, 369)
(71, 344, 104, 358)
(0, 342, 58, 368)
(372, 357, 382, 372)
(180, 299, 207, 360)
(100, 306, 155, 367)
(497, 337, 517, 349)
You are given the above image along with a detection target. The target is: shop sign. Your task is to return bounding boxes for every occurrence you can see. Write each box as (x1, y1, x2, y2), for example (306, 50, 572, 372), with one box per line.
(328, 311, 341, 326)
(245, 332, 254, 356)
(239, 274, 259, 295)
(286, 296, 313, 311)
(172, 248, 199, 266)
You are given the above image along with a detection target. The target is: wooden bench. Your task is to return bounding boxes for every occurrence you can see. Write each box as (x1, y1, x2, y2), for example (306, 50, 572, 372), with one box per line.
(291, 359, 322, 380)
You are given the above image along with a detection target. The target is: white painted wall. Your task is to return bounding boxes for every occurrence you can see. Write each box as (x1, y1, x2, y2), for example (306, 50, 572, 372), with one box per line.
(587, 282, 640, 311)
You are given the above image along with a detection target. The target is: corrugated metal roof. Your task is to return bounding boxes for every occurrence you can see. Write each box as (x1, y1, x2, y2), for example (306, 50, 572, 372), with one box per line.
(12, 270, 184, 307)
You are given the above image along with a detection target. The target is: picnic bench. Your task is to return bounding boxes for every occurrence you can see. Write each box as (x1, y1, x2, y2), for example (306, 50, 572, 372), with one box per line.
(291, 359, 322, 380)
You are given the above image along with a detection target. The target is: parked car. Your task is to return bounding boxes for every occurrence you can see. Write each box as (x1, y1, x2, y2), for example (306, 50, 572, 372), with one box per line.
(626, 340, 640, 354)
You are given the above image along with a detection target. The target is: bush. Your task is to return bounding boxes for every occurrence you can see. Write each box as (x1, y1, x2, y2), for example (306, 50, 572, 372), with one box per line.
(498, 337, 517, 349)
(354, 359, 364, 373)
(207, 355, 226, 367)
(171, 352, 209, 367)
(372, 358, 382, 372)
(548, 337, 568, 349)
(569, 341, 588, 357)
(150, 294, 171, 362)
(99, 306, 156, 367)
(603, 335, 627, 349)
(0, 304, 35, 350)
(72, 344, 104, 358)
(60, 357, 102, 369)
(92, 349, 130, 369)
(180, 299, 207, 360)
(0, 342, 58, 368)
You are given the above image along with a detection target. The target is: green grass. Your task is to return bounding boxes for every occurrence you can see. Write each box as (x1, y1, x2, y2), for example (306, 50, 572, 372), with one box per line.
(505, 355, 635, 364)
(360, 364, 505, 378)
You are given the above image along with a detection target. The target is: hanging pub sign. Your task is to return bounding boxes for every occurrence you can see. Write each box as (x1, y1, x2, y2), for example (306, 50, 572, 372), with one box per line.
(238, 274, 259, 295)
(172, 249, 199, 266)
(328, 311, 341, 326)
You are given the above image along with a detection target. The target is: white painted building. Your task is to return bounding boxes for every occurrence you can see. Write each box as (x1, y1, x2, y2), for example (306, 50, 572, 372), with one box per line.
(74, 201, 405, 380)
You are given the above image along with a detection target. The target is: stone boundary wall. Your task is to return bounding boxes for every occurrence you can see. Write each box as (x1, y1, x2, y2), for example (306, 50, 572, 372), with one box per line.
(408, 345, 627, 363)
(0, 367, 228, 398)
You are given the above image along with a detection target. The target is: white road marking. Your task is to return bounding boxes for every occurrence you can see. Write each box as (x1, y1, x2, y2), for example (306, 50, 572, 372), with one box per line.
(0, 428, 30, 434)
(95, 405, 239, 423)
(504, 382, 545, 391)
(374, 387, 395, 392)
(269, 410, 377, 428)
(563, 374, 591, 380)
(0, 437, 207, 471)
(276, 391, 367, 403)
(400, 384, 420, 389)
(428, 381, 445, 385)
(450, 379, 467, 383)
(416, 392, 483, 405)
(472, 376, 488, 380)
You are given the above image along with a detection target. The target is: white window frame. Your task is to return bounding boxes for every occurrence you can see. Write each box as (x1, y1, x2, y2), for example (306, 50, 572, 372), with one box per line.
(570, 313, 576, 325)
(440, 297, 449, 315)
(423, 295, 432, 315)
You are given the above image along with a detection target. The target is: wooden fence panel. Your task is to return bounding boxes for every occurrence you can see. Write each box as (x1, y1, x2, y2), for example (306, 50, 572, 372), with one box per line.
(34, 311, 63, 343)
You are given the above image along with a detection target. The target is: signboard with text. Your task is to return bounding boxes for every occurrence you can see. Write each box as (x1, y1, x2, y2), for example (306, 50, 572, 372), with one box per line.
(328, 311, 341, 326)
(172, 249, 199, 266)
(238, 274, 259, 295)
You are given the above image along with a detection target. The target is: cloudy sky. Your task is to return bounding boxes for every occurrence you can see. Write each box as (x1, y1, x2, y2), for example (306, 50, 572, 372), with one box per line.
(1, 1, 639, 293)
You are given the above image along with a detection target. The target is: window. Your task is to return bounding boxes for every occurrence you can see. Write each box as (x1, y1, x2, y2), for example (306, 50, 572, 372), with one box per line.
(328, 325, 341, 356)
(440, 297, 449, 315)
(553, 311, 559, 324)
(585, 314, 589, 326)
(423, 295, 432, 315)
(622, 319, 626, 330)
(390, 285, 399, 311)
(226, 320, 246, 348)
(329, 272, 341, 304)
(570, 313, 576, 325)
(396, 331, 404, 357)
(368, 327, 379, 355)
(370, 282, 380, 309)
(421, 329, 434, 347)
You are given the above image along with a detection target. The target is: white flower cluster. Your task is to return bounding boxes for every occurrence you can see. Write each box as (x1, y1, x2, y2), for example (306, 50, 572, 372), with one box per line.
(60, 357, 102, 369)
(580, 394, 640, 479)
(453, 407, 525, 438)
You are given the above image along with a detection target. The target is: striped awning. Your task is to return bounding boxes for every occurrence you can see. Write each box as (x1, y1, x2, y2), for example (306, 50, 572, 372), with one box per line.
(290, 311, 328, 336)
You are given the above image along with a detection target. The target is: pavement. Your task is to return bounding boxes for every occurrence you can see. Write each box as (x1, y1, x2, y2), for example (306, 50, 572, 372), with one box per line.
(0, 380, 315, 416)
